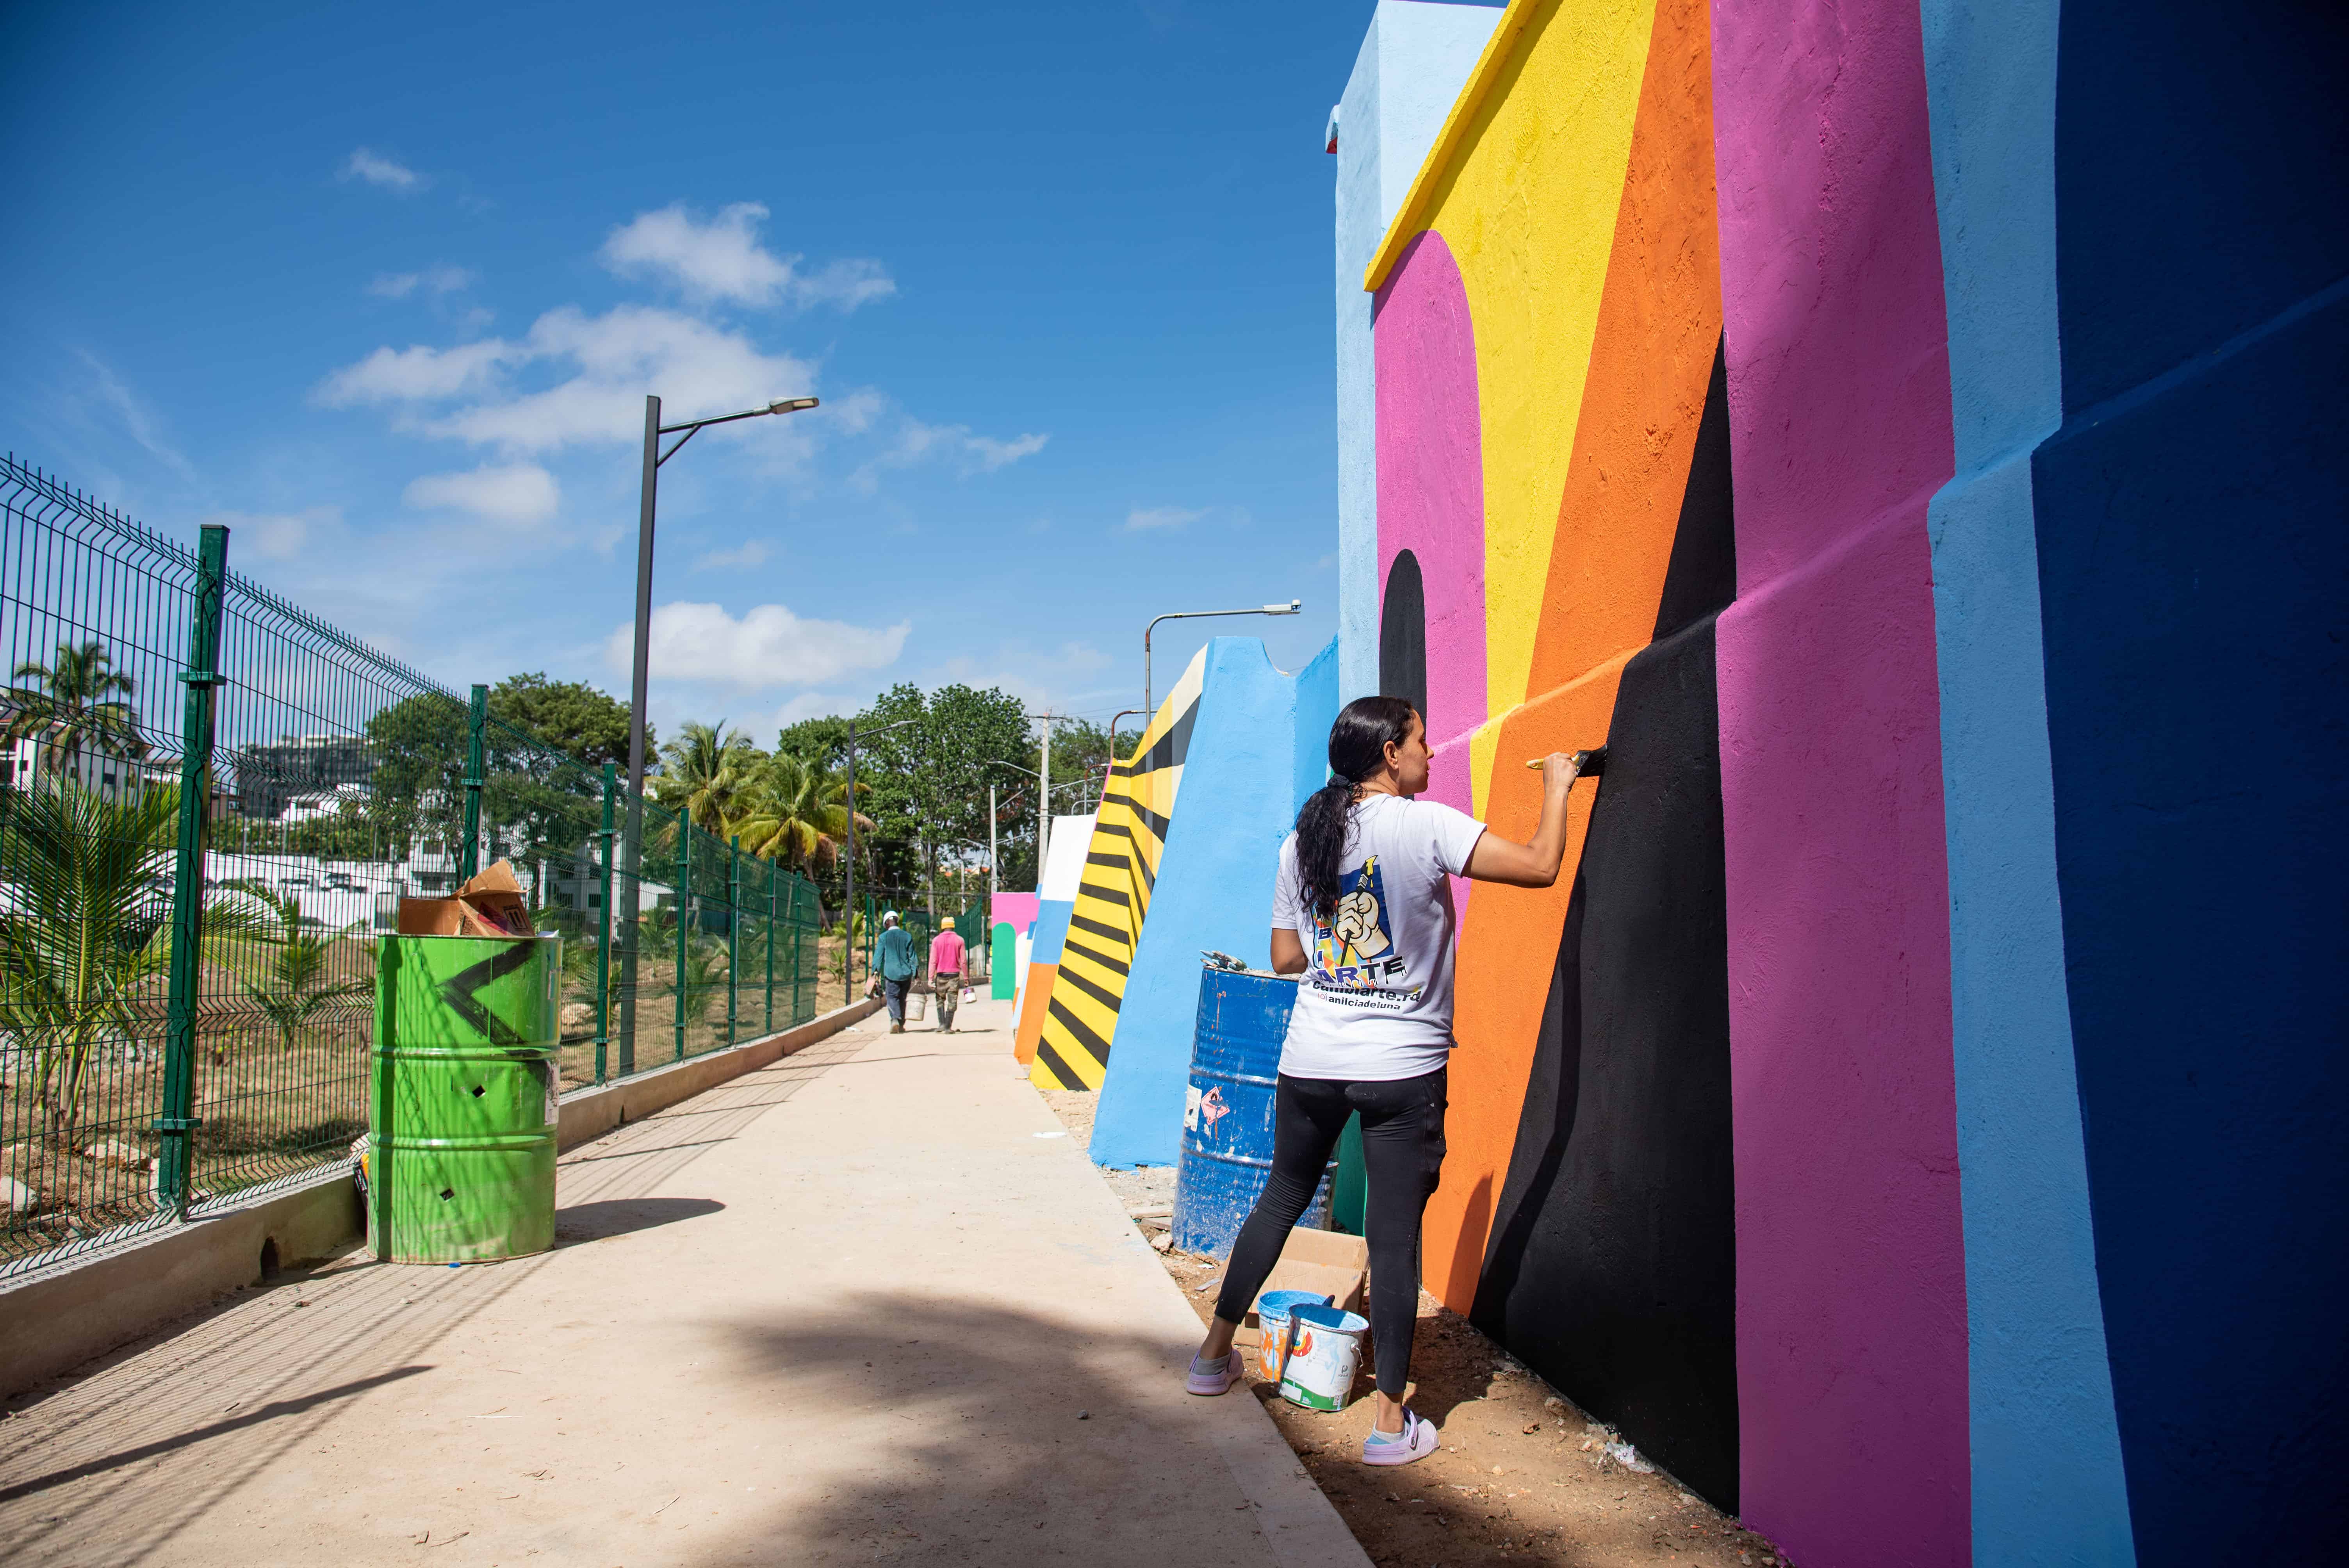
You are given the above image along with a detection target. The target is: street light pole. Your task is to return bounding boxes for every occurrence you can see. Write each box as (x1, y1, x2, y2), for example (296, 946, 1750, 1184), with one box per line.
(620, 390, 817, 1073)
(1144, 600, 1301, 716)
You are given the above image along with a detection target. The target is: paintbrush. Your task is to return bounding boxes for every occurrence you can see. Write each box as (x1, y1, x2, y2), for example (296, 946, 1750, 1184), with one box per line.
(1525, 746, 1608, 777)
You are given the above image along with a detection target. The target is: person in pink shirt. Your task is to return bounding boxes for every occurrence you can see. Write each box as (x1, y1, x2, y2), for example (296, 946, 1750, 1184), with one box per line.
(927, 918, 966, 1032)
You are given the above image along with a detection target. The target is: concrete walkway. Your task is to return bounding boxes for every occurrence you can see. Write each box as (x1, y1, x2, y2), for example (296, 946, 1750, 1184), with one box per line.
(0, 998, 1369, 1567)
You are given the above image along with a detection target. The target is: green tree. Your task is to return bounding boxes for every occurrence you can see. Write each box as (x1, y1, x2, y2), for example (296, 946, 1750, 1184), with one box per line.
(852, 684, 1034, 921)
(649, 721, 761, 836)
(727, 752, 863, 870)
(213, 881, 372, 1051)
(4, 638, 147, 778)
(773, 716, 851, 774)
(488, 674, 640, 768)
(0, 779, 259, 1131)
(361, 690, 469, 859)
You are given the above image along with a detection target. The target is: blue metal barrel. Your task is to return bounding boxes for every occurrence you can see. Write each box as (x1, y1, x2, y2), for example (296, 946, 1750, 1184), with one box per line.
(1173, 967, 1333, 1258)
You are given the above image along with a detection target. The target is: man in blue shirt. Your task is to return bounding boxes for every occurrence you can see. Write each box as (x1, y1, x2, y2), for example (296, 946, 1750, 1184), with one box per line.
(875, 910, 919, 1033)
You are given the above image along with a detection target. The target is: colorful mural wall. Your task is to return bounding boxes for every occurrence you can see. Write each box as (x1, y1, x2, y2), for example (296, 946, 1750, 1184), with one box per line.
(1023, 656, 1205, 1089)
(1009, 810, 1096, 1067)
(1090, 636, 1339, 1167)
(1330, 1, 2347, 1564)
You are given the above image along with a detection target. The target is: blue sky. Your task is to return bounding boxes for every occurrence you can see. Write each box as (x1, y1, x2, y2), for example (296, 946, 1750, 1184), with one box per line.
(1, 1, 1491, 740)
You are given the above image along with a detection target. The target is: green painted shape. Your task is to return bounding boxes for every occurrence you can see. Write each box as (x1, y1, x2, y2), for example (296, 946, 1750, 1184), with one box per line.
(369, 934, 561, 1265)
(991, 922, 1017, 1001)
(1331, 1112, 1367, 1235)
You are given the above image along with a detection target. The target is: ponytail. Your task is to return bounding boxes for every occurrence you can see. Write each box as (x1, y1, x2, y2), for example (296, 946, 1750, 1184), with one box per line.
(1294, 695, 1417, 920)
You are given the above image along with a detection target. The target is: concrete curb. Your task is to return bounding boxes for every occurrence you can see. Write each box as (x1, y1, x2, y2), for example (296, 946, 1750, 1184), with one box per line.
(0, 996, 883, 1401)
(556, 997, 883, 1148)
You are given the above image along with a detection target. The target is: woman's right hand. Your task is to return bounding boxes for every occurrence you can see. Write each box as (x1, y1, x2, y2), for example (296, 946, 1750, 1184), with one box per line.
(1539, 751, 1583, 791)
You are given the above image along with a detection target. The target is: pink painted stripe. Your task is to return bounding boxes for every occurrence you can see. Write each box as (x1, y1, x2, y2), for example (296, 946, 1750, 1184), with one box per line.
(1710, 3, 1968, 1565)
(1375, 230, 1488, 919)
(1374, 230, 1488, 766)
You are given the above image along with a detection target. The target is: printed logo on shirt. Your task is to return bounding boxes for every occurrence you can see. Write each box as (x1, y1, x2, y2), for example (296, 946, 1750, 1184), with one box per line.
(1307, 857, 1420, 1009)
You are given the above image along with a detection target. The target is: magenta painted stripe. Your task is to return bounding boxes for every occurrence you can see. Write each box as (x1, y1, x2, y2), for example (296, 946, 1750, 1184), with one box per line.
(1375, 230, 1487, 917)
(1375, 231, 1487, 918)
(1374, 230, 1488, 768)
(1711, 3, 1969, 1564)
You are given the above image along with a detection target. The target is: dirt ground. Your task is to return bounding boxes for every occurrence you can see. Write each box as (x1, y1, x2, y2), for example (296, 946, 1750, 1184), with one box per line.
(1039, 1086, 1793, 1568)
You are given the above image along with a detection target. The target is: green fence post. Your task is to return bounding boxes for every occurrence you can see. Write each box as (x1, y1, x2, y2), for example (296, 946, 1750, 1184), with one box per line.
(460, 682, 487, 882)
(727, 836, 740, 1049)
(790, 877, 804, 1024)
(156, 522, 229, 1219)
(674, 821, 691, 1062)
(594, 762, 616, 1085)
(764, 859, 776, 1036)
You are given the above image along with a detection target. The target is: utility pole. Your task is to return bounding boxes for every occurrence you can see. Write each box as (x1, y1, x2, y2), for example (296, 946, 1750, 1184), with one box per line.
(1032, 713, 1056, 893)
(988, 780, 998, 900)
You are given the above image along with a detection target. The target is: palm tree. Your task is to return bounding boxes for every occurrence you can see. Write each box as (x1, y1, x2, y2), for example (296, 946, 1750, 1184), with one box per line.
(3, 639, 147, 781)
(0, 779, 258, 1132)
(212, 882, 372, 1052)
(648, 721, 758, 836)
(727, 753, 866, 870)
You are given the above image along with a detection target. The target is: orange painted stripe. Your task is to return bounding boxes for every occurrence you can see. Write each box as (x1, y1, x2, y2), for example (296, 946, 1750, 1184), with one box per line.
(1423, 0, 1723, 1310)
(1012, 963, 1060, 1065)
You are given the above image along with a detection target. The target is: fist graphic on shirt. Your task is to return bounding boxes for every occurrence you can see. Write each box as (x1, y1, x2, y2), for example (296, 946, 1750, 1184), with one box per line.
(1330, 889, 1390, 959)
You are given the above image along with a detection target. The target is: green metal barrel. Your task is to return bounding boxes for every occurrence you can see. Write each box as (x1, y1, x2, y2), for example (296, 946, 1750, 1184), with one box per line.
(368, 934, 561, 1263)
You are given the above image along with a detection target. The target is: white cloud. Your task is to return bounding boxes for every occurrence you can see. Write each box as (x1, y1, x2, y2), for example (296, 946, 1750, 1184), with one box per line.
(73, 349, 201, 489)
(849, 415, 1050, 492)
(200, 506, 340, 562)
(1126, 504, 1205, 532)
(692, 541, 771, 572)
(607, 601, 907, 691)
(966, 431, 1051, 470)
(600, 202, 895, 311)
(340, 148, 425, 192)
(315, 305, 820, 456)
(402, 463, 560, 526)
(314, 339, 512, 405)
(368, 265, 475, 299)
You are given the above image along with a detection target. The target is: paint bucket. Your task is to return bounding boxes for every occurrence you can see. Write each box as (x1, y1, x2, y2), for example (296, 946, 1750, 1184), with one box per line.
(1278, 1304, 1368, 1412)
(1254, 1289, 1332, 1383)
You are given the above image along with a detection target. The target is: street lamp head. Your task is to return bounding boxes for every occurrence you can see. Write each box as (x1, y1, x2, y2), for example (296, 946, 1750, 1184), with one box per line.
(769, 397, 820, 414)
(1264, 600, 1302, 615)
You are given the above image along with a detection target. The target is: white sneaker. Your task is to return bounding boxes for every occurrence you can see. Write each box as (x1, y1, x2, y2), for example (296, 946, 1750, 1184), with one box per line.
(1361, 1408, 1440, 1466)
(1185, 1352, 1245, 1396)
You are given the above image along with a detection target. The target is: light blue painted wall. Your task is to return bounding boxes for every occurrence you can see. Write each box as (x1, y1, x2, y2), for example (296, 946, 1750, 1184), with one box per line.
(1918, 1, 2135, 1559)
(1335, 2, 1502, 707)
(1291, 634, 1341, 813)
(1090, 638, 1300, 1169)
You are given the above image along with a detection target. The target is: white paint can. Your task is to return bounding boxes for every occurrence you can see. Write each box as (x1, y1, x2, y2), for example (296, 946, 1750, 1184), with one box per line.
(1277, 1304, 1368, 1412)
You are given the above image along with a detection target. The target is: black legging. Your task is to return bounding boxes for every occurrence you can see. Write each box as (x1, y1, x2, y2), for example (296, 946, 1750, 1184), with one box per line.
(1214, 1068, 1447, 1400)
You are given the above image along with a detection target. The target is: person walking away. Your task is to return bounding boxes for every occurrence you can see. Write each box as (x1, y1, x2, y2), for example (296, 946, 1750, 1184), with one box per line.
(929, 916, 966, 1032)
(875, 911, 918, 1033)
(1182, 695, 1587, 1468)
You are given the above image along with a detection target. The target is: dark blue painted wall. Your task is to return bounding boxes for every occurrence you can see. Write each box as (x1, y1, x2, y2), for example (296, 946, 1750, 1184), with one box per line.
(2041, 4, 2349, 1557)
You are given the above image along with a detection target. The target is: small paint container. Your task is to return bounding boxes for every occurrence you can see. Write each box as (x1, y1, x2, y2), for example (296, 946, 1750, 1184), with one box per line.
(1255, 1289, 1332, 1383)
(1278, 1304, 1369, 1412)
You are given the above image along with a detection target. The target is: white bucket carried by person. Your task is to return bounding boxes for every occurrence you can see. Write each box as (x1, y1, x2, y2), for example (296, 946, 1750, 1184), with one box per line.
(1278, 1303, 1369, 1411)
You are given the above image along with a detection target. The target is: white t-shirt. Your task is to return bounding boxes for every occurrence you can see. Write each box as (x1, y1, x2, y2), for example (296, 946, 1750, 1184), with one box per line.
(1270, 792, 1487, 1081)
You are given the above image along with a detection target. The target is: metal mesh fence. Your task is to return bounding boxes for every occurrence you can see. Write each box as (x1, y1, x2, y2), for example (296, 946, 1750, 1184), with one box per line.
(0, 457, 825, 1278)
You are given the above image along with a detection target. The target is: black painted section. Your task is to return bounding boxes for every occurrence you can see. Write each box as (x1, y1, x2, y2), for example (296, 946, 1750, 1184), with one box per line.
(1380, 549, 1429, 732)
(1472, 617, 1737, 1509)
(1652, 339, 1736, 641)
(2042, 6, 2349, 1559)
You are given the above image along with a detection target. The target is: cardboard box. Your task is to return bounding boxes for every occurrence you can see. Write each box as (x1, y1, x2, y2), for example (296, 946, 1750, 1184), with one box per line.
(396, 860, 535, 938)
(1240, 1226, 1369, 1329)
